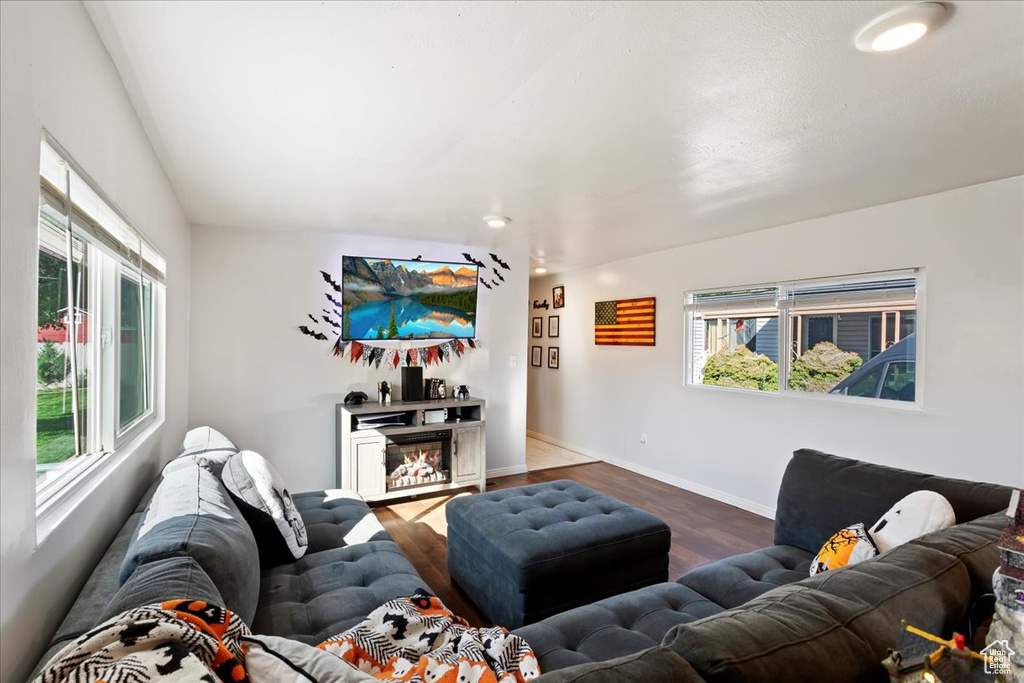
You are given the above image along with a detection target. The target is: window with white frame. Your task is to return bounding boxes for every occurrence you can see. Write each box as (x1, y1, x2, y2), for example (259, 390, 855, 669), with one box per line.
(36, 134, 166, 511)
(685, 271, 920, 403)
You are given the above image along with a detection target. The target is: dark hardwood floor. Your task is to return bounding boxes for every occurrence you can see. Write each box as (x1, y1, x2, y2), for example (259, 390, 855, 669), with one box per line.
(371, 461, 774, 628)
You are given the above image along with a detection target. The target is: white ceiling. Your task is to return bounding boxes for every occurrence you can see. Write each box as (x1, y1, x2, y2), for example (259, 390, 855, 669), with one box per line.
(84, 1, 1024, 273)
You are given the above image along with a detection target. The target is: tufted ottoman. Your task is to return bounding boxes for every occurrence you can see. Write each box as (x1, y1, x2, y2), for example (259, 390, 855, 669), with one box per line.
(445, 480, 671, 629)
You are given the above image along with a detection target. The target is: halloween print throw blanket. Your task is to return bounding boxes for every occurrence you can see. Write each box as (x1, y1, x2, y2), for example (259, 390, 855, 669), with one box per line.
(319, 591, 540, 683)
(34, 599, 249, 683)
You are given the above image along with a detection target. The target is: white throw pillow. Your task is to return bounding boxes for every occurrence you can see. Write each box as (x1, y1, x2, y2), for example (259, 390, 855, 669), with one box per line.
(222, 450, 308, 561)
(868, 490, 955, 553)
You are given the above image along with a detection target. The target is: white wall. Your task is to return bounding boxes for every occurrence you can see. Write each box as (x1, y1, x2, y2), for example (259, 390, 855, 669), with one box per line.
(189, 224, 529, 492)
(528, 177, 1024, 517)
(0, 2, 191, 681)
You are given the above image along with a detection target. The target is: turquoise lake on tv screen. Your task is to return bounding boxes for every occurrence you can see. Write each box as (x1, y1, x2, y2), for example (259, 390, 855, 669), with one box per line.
(348, 297, 475, 340)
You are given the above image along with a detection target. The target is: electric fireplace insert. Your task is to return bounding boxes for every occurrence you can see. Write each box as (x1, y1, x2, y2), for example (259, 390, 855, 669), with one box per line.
(385, 430, 452, 493)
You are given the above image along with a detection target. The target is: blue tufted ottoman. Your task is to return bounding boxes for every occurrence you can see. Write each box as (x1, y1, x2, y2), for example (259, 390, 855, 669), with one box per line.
(445, 480, 671, 629)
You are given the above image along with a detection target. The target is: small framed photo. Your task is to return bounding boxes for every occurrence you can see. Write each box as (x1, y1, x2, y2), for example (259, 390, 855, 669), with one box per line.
(553, 285, 565, 309)
(531, 346, 542, 367)
(548, 346, 560, 369)
(532, 317, 543, 338)
(548, 315, 560, 338)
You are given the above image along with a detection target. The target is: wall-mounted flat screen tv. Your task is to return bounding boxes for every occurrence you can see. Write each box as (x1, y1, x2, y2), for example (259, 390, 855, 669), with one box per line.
(341, 256, 479, 340)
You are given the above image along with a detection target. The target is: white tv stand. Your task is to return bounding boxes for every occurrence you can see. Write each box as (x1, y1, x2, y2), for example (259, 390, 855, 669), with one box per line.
(336, 398, 486, 503)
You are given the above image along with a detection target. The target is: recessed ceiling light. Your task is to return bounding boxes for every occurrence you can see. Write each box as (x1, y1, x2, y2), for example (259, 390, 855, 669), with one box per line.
(484, 215, 510, 228)
(534, 267, 548, 274)
(855, 3, 946, 53)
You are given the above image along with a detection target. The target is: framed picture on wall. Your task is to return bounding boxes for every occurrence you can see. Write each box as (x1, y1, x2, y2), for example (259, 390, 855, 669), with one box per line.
(548, 315, 560, 338)
(531, 346, 542, 367)
(532, 317, 542, 338)
(548, 346, 560, 369)
(553, 285, 565, 309)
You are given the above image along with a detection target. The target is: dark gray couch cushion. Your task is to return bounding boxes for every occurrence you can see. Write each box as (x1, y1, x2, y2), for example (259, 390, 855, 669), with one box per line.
(120, 462, 260, 626)
(676, 544, 813, 609)
(774, 449, 1011, 554)
(533, 646, 705, 683)
(30, 511, 143, 679)
(253, 540, 426, 644)
(515, 582, 722, 672)
(100, 555, 224, 622)
(293, 490, 390, 554)
(664, 543, 971, 682)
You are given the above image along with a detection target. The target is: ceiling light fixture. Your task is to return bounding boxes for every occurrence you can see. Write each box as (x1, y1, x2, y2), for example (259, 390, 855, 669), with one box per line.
(484, 215, 510, 228)
(855, 3, 946, 53)
(534, 267, 548, 274)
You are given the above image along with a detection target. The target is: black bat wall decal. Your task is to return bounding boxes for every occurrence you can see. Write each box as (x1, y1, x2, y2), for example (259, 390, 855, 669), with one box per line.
(492, 268, 505, 282)
(480, 279, 492, 290)
(298, 325, 328, 341)
(411, 255, 423, 261)
(321, 315, 341, 329)
(462, 253, 486, 268)
(320, 270, 342, 293)
(325, 293, 343, 308)
(491, 279, 500, 287)
(307, 314, 319, 324)
(490, 253, 510, 270)
(322, 307, 341, 319)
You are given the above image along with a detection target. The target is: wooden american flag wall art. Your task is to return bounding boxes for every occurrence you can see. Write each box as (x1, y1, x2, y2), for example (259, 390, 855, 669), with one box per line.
(594, 297, 656, 346)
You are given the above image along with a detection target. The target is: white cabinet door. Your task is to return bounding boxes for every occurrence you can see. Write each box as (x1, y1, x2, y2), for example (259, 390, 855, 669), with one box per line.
(453, 426, 481, 483)
(352, 435, 386, 498)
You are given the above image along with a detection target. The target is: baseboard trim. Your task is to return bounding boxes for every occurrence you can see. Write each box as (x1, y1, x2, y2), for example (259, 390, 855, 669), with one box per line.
(526, 430, 775, 519)
(486, 464, 528, 478)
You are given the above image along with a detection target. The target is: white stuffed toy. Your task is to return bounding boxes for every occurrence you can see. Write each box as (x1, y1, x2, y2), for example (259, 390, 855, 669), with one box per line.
(868, 490, 955, 553)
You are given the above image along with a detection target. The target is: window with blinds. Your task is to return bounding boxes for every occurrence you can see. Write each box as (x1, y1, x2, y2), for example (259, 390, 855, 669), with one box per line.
(685, 270, 921, 404)
(36, 133, 166, 513)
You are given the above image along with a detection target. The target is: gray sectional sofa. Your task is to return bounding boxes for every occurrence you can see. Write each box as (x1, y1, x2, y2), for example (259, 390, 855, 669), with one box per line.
(31, 436, 1011, 683)
(29, 428, 428, 679)
(514, 449, 1012, 682)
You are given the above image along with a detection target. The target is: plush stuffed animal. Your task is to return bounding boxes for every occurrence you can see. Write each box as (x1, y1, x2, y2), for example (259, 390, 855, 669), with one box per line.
(868, 490, 955, 553)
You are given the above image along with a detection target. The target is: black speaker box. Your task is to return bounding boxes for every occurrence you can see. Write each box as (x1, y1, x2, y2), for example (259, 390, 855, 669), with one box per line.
(401, 366, 424, 402)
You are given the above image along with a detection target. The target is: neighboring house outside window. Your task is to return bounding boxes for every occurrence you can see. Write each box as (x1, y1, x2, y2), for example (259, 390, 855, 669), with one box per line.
(686, 271, 921, 404)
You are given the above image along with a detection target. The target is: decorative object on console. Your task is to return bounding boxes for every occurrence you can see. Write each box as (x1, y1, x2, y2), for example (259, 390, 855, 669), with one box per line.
(222, 450, 308, 563)
(532, 317, 542, 338)
(548, 347, 559, 369)
(553, 285, 565, 309)
(377, 381, 391, 404)
(868, 490, 955, 553)
(426, 378, 447, 399)
(531, 346, 542, 367)
(548, 315, 560, 338)
(595, 296, 656, 346)
(809, 523, 878, 576)
(454, 384, 470, 400)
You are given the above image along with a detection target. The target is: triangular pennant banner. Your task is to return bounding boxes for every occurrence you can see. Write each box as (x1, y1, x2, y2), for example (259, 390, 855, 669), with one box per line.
(350, 341, 364, 364)
(391, 349, 400, 369)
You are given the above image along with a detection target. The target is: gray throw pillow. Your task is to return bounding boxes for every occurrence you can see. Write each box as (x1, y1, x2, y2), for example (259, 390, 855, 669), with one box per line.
(222, 450, 308, 563)
(166, 425, 239, 477)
